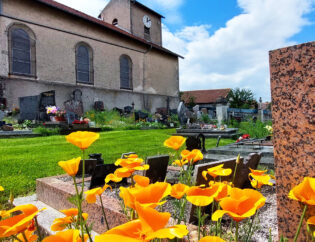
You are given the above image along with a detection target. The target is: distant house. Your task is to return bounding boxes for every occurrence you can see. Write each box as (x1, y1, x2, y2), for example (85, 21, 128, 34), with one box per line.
(181, 88, 231, 109)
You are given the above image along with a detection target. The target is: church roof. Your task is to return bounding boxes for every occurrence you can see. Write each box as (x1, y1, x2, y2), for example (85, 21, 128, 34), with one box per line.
(181, 89, 231, 104)
(34, 0, 182, 58)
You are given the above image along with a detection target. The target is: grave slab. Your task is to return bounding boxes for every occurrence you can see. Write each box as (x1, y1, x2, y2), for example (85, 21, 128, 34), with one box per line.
(269, 41, 315, 240)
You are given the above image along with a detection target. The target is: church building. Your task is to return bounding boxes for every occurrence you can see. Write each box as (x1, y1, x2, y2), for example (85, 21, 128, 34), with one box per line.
(0, 0, 182, 113)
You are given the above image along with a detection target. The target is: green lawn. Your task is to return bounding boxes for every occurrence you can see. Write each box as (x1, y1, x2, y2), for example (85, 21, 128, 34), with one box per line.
(0, 129, 234, 203)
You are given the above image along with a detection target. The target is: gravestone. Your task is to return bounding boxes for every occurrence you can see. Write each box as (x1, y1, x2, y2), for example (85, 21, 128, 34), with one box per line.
(64, 89, 84, 117)
(89, 153, 104, 165)
(38, 90, 56, 121)
(19, 95, 40, 121)
(124, 106, 133, 114)
(76, 159, 98, 177)
(269, 41, 315, 240)
(65, 111, 77, 125)
(0, 110, 5, 121)
(121, 152, 136, 159)
(89, 164, 118, 189)
(145, 155, 169, 183)
(94, 101, 105, 111)
(188, 154, 261, 222)
(177, 102, 188, 127)
(186, 134, 206, 153)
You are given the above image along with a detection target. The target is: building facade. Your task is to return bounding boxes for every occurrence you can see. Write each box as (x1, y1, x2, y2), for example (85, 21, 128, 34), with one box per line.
(0, 0, 181, 113)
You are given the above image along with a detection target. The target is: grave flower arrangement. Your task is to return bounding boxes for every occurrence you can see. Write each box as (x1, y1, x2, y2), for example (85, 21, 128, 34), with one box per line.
(1, 132, 314, 242)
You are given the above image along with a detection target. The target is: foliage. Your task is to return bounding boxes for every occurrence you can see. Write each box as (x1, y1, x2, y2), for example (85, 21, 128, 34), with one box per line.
(33, 126, 61, 136)
(227, 120, 272, 138)
(228, 88, 257, 109)
(201, 114, 211, 123)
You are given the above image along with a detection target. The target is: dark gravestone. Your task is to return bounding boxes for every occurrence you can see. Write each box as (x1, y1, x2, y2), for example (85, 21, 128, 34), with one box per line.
(89, 164, 117, 189)
(77, 159, 98, 177)
(134, 111, 148, 121)
(186, 134, 206, 153)
(124, 106, 133, 114)
(113, 107, 123, 115)
(121, 152, 136, 159)
(19, 95, 40, 121)
(64, 89, 84, 117)
(145, 155, 169, 183)
(39, 90, 56, 121)
(188, 154, 261, 222)
(89, 153, 104, 165)
(94, 101, 105, 111)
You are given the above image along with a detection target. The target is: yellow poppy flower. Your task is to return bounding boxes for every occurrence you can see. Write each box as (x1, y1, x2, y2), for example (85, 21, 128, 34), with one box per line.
(105, 173, 123, 183)
(164, 136, 186, 150)
(84, 185, 112, 204)
(170, 183, 189, 199)
(120, 182, 171, 210)
(209, 181, 232, 202)
(95, 202, 188, 241)
(43, 229, 88, 242)
(66, 131, 100, 150)
(15, 229, 38, 242)
(212, 188, 265, 222)
(204, 164, 232, 179)
(181, 149, 203, 164)
(248, 168, 274, 189)
(0, 205, 44, 238)
(186, 185, 221, 206)
(51, 210, 88, 231)
(288, 177, 315, 205)
(134, 175, 150, 187)
(58, 157, 81, 177)
(0, 186, 3, 191)
(199, 236, 226, 242)
(172, 159, 188, 167)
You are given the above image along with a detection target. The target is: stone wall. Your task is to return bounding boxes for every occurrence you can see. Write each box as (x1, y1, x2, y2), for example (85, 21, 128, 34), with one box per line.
(269, 41, 315, 240)
(0, 0, 179, 111)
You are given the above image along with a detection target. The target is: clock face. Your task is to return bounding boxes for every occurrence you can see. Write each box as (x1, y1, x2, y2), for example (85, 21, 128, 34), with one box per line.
(143, 15, 152, 28)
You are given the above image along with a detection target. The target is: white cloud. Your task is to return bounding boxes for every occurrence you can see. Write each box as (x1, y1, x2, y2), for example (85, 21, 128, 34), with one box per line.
(55, 0, 109, 17)
(163, 0, 315, 101)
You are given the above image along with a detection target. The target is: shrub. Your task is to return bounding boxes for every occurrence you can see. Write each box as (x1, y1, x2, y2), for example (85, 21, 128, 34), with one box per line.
(33, 127, 60, 136)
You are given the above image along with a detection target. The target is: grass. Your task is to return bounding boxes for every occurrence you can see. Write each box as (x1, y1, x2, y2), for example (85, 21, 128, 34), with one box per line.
(0, 129, 234, 203)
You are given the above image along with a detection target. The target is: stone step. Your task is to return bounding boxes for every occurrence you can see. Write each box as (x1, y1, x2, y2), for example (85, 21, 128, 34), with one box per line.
(13, 195, 99, 238)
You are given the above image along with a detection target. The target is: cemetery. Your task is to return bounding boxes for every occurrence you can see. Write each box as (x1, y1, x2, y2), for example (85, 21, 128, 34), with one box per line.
(0, 0, 314, 240)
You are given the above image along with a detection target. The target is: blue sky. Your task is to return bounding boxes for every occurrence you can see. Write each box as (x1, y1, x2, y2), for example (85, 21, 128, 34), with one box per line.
(55, 0, 315, 101)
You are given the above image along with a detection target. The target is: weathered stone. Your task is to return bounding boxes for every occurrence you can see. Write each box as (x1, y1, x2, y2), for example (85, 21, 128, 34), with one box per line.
(2, 124, 13, 131)
(145, 155, 169, 183)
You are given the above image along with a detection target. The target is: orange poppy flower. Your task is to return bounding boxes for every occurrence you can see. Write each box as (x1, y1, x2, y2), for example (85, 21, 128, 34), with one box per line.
(66, 131, 100, 150)
(172, 159, 188, 167)
(288, 177, 315, 205)
(0, 204, 43, 238)
(105, 173, 123, 183)
(58, 157, 81, 177)
(248, 168, 274, 189)
(164, 136, 186, 150)
(170, 184, 189, 199)
(134, 175, 150, 187)
(181, 149, 203, 164)
(307, 216, 315, 237)
(43, 229, 88, 242)
(120, 182, 171, 210)
(212, 188, 265, 222)
(51, 209, 88, 231)
(115, 157, 150, 172)
(209, 181, 232, 202)
(0, 186, 3, 191)
(203, 164, 232, 179)
(95, 202, 188, 241)
(186, 185, 221, 206)
(15, 229, 38, 242)
(199, 236, 226, 242)
(84, 185, 112, 203)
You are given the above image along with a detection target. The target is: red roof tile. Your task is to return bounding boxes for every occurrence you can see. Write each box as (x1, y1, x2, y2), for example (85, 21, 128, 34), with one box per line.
(34, 0, 182, 58)
(181, 89, 231, 104)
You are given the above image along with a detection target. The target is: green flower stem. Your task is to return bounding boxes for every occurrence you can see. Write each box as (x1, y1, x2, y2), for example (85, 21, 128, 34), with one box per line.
(22, 231, 28, 242)
(34, 216, 43, 242)
(11, 235, 23, 242)
(99, 195, 110, 230)
(235, 221, 239, 242)
(80, 149, 86, 240)
(197, 206, 202, 241)
(293, 204, 308, 242)
(245, 211, 259, 242)
(85, 224, 93, 242)
(232, 161, 239, 186)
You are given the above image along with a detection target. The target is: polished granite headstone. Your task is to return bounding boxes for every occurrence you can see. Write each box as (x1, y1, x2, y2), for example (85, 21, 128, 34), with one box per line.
(269, 41, 315, 240)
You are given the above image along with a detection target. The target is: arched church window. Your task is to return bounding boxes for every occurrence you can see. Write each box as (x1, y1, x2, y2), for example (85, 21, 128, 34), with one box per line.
(120, 55, 132, 90)
(75, 43, 94, 84)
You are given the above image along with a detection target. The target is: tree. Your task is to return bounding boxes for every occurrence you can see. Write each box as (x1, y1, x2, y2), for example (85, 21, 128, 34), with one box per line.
(227, 88, 257, 109)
